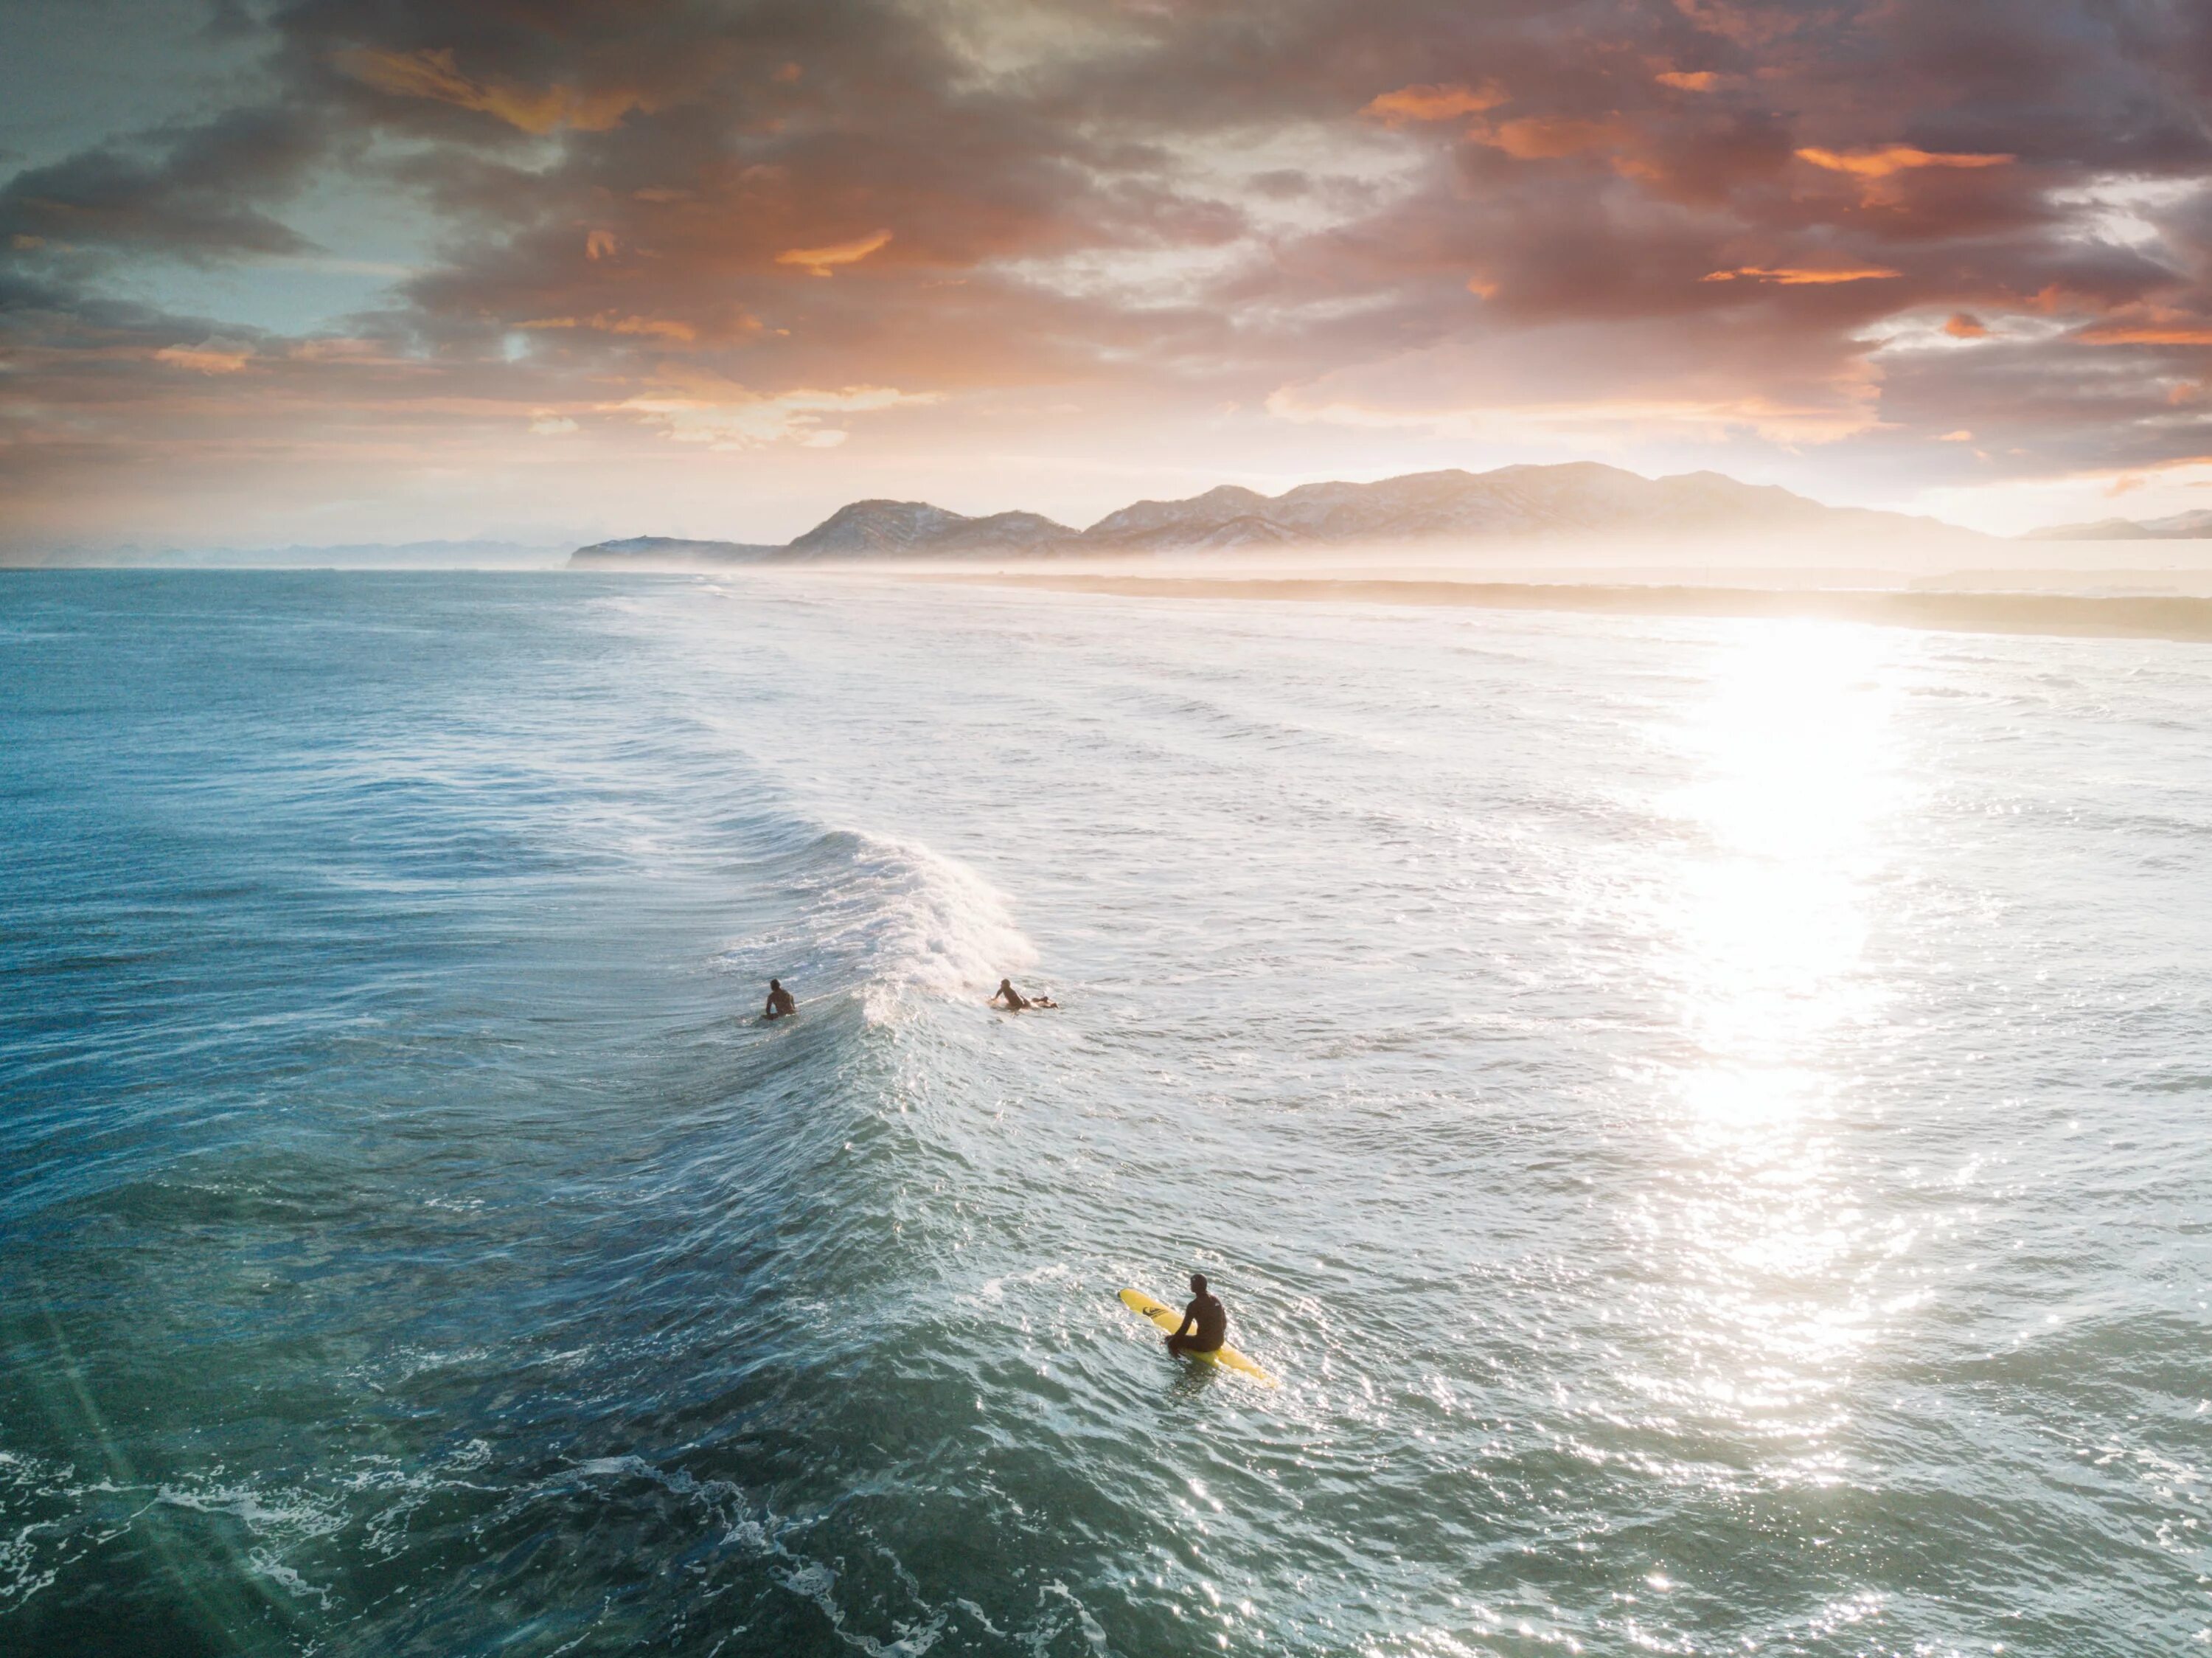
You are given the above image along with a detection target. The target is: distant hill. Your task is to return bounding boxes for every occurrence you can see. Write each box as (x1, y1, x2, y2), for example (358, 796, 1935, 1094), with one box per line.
(568, 508, 1073, 567)
(788, 502, 1074, 557)
(566, 462, 1978, 567)
(2022, 509, 2212, 541)
(1076, 463, 1961, 549)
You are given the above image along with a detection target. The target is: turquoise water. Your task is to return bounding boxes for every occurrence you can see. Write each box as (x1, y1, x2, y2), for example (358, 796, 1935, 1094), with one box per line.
(1, 571, 2206, 1656)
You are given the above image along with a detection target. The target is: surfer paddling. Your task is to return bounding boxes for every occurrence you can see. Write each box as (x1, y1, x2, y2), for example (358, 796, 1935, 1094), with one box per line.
(762, 978, 796, 1021)
(990, 979, 1056, 1010)
(1165, 1272, 1227, 1358)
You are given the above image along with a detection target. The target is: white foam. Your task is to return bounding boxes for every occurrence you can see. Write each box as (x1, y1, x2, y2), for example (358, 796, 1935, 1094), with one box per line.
(743, 828, 1037, 1021)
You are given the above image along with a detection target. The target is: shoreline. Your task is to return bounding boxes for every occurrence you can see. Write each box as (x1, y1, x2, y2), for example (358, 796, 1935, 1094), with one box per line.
(905, 573, 2212, 644)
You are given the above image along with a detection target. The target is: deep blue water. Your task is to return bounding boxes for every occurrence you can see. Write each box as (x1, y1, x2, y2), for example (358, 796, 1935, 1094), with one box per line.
(1, 571, 2207, 1656)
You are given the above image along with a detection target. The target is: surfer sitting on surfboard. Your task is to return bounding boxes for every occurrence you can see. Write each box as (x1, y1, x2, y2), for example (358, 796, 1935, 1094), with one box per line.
(1165, 1272, 1227, 1356)
(762, 978, 796, 1020)
(991, 979, 1056, 1010)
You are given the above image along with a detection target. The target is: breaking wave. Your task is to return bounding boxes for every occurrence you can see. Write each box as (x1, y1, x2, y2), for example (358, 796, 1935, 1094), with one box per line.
(720, 825, 1036, 1021)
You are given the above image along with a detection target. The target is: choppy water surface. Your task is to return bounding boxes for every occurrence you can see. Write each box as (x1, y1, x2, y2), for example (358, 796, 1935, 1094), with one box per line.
(1, 571, 2206, 1657)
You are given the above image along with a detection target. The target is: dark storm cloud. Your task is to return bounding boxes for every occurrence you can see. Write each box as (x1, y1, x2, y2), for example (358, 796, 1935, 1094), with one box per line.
(7, 0, 2212, 541)
(0, 105, 326, 257)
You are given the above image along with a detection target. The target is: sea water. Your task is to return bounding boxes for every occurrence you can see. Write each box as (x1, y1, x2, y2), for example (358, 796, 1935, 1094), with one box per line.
(0, 571, 2205, 1657)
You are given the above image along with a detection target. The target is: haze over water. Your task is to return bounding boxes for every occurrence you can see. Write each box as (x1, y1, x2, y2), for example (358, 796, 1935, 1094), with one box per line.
(2, 572, 2207, 1656)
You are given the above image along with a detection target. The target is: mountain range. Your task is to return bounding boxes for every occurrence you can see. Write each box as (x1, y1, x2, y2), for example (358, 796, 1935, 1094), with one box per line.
(567, 462, 1980, 567)
(2022, 509, 2212, 541)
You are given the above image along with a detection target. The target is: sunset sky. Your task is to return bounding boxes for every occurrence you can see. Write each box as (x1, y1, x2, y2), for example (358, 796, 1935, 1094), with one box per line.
(5, 0, 2212, 551)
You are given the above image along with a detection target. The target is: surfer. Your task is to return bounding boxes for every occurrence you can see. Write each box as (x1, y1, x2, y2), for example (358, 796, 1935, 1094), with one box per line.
(762, 978, 796, 1020)
(991, 979, 1057, 1010)
(1165, 1272, 1227, 1357)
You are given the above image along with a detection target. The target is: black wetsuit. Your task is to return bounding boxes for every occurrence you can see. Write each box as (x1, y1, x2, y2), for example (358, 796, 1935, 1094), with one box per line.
(1171, 1292, 1227, 1354)
(765, 986, 796, 1019)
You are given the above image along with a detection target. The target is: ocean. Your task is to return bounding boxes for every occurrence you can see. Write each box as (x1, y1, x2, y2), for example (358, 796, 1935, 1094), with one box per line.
(1, 570, 2205, 1656)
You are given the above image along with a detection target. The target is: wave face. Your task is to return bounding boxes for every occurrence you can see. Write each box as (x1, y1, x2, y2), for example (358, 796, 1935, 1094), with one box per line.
(3, 570, 2210, 1657)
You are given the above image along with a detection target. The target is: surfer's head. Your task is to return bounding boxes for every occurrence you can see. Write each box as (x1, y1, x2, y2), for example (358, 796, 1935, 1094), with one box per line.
(769, 979, 781, 991)
(1000, 979, 1012, 991)
(1190, 1272, 1208, 1294)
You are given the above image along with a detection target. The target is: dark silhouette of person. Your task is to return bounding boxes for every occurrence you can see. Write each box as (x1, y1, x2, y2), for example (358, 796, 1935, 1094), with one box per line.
(992, 979, 1057, 1010)
(763, 978, 796, 1020)
(1166, 1272, 1226, 1356)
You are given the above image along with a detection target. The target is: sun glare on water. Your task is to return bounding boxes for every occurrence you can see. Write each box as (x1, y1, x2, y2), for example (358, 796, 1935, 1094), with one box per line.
(1670, 621, 1898, 1120)
(1639, 620, 1907, 1444)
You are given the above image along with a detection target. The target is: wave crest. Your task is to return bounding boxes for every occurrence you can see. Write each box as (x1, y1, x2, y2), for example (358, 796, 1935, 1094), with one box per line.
(735, 828, 1035, 1019)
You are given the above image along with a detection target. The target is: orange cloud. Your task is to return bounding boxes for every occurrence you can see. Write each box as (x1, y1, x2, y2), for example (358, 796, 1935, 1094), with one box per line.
(1470, 115, 1621, 160)
(1944, 312, 1989, 338)
(1362, 81, 1509, 125)
(154, 341, 251, 373)
(1655, 70, 1720, 91)
(609, 368, 938, 449)
(2076, 323, 2212, 345)
(1795, 145, 2014, 204)
(336, 47, 644, 134)
(1702, 265, 1902, 284)
(519, 313, 699, 341)
(775, 229, 894, 277)
(586, 229, 618, 260)
(289, 337, 403, 364)
(1796, 146, 2015, 177)
(1937, 429, 1975, 441)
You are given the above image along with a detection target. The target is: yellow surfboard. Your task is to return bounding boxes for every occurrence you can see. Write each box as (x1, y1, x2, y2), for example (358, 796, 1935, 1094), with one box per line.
(1119, 1288, 1279, 1387)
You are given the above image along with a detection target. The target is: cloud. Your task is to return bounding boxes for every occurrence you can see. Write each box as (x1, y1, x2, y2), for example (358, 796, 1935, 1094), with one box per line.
(1795, 146, 2017, 178)
(1266, 382, 1882, 447)
(2076, 322, 2212, 345)
(8, 0, 2212, 544)
(1794, 144, 2016, 207)
(520, 313, 700, 341)
(610, 370, 938, 448)
(775, 229, 895, 277)
(1265, 311, 1890, 447)
(1467, 115, 1627, 162)
(1703, 266, 1903, 285)
(288, 336, 397, 363)
(0, 107, 324, 258)
(1362, 82, 1509, 125)
(154, 340, 252, 373)
(334, 47, 646, 135)
(1669, 0, 1803, 48)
